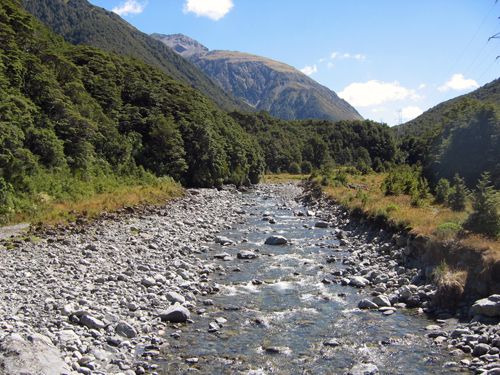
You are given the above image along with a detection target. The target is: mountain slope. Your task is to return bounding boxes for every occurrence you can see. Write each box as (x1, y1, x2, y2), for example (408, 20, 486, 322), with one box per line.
(18, 0, 254, 113)
(152, 33, 363, 122)
(395, 78, 500, 138)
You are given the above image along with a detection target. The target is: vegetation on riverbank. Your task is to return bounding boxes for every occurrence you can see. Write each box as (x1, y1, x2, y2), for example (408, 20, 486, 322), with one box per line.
(306, 168, 500, 299)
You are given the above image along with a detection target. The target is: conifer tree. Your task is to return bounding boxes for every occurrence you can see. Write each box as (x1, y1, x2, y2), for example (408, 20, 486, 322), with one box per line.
(447, 174, 469, 211)
(463, 172, 500, 238)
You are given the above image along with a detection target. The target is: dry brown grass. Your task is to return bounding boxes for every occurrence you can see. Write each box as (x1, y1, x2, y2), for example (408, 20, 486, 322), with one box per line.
(15, 183, 183, 226)
(263, 174, 307, 183)
(319, 172, 500, 267)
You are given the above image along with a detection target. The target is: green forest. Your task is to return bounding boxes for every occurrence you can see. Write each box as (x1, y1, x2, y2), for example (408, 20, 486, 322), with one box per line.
(1, 0, 500, 230)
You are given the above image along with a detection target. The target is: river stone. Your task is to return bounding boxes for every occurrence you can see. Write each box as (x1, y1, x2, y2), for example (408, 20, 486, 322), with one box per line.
(0, 333, 71, 375)
(347, 363, 379, 375)
(166, 291, 186, 304)
(350, 276, 370, 288)
(314, 221, 329, 228)
(237, 250, 259, 259)
(80, 314, 106, 330)
(372, 295, 391, 307)
(359, 299, 378, 309)
(215, 236, 233, 245)
(115, 321, 137, 338)
(473, 343, 491, 357)
(472, 295, 500, 317)
(265, 235, 288, 245)
(157, 303, 190, 323)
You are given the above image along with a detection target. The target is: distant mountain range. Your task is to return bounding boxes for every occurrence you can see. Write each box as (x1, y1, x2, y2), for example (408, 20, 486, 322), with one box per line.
(18, 0, 253, 113)
(151, 33, 363, 122)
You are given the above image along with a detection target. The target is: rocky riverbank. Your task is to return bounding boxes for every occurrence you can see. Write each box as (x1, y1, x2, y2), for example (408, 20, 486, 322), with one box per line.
(0, 182, 499, 375)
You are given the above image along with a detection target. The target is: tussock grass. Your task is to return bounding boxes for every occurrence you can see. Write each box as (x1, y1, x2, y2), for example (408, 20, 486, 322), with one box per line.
(263, 174, 307, 183)
(317, 172, 500, 278)
(10, 181, 183, 227)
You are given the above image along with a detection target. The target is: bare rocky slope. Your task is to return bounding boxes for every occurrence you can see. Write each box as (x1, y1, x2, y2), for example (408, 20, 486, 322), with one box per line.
(152, 33, 363, 122)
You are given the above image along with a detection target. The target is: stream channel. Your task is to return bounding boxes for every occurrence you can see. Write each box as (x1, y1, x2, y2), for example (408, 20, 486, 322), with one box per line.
(155, 185, 469, 374)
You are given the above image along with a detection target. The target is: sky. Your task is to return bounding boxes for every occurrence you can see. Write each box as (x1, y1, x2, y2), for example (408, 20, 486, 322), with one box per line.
(87, 0, 500, 126)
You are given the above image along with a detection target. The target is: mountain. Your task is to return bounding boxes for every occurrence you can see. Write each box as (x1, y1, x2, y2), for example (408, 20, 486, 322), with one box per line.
(18, 0, 254, 113)
(151, 33, 363, 122)
(395, 78, 500, 138)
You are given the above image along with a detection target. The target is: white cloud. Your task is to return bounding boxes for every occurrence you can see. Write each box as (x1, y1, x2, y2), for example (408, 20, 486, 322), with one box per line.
(112, 0, 147, 16)
(418, 83, 426, 90)
(371, 107, 388, 113)
(438, 74, 479, 92)
(338, 80, 419, 107)
(301, 65, 317, 75)
(401, 106, 424, 120)
(183, 0, 234, 20)
(330, 52, 365, 60)
(327, 62, 334, 69)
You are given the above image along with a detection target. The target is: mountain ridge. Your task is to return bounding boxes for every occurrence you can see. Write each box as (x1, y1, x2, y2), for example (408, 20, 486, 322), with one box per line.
(152, 33, 363, 122)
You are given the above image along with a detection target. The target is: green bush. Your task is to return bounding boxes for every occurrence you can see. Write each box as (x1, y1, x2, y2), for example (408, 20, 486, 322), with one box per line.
(386, 204, 399, 212)
(435, 222, 462, 240)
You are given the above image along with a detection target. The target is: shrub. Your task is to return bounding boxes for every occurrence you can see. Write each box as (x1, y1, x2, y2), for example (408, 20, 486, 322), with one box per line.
(288, 162, 301, 175)
(435, 222, 462, 240)
(386, 205, 399, 213)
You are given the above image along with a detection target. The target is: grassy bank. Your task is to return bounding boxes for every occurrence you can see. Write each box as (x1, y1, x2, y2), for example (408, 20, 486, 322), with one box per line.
(1, 171, 183, 228)
(307, 170, 500, 299)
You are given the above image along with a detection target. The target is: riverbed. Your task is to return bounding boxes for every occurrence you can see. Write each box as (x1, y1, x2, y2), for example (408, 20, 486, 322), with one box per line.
(0, 183, 470, 374)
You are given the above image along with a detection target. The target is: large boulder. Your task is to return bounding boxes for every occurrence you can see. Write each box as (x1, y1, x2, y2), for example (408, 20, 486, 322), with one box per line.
(265, 235, 288, 245)
(0, 333, 71, 375)
(472, 295, 500, 317)
(157, 303, 190, 323)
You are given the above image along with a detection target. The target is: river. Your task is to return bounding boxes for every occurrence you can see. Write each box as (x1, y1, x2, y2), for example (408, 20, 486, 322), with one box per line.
(155, 184, 469, 374)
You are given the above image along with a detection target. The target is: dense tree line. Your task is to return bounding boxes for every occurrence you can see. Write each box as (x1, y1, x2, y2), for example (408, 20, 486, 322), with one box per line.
(0, 0, 264, 203)
(401, 98, 500, 189)
(18, 0, 253, 113)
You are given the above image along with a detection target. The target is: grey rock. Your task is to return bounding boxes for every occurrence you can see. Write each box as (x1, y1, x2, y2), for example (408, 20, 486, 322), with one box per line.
(358, 299, 379, 309)
(314, 221, 329, 228)
(473, 295, 500, 317)
(166, 291, 186, 304)
(372, 295, 391, 307)
(115, 321, 137, 338)
(80, 315, 106, 330)
(347, 363, 379, 375)
(157, 303, 190, 323)
(264, 235, 288, 245)
(473, 343, 491, 357)
(350, 276, 370, 288)
(0, 333, 71, 375)
(237, 250, 259, 259)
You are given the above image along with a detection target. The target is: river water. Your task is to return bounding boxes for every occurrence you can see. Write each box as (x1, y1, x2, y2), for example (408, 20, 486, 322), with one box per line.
(156, 185, 469, 374)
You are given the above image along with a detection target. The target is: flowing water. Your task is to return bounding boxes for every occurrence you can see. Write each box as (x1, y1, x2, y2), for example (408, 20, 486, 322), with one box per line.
(156, 187, 469, 374)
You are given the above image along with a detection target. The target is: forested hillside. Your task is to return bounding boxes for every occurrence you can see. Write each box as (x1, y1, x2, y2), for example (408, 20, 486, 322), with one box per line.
(0, 0, 264, 212)
(401, 98, 500, 189)
(395, 78, 500, 138)
(18, 0, 254, 113)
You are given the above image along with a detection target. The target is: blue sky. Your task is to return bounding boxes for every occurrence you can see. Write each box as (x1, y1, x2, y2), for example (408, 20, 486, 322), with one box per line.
(89, 0, 500, 126)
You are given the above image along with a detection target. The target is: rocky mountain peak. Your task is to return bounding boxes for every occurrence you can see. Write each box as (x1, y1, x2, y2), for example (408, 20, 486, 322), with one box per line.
(150, 33, 209, 58)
